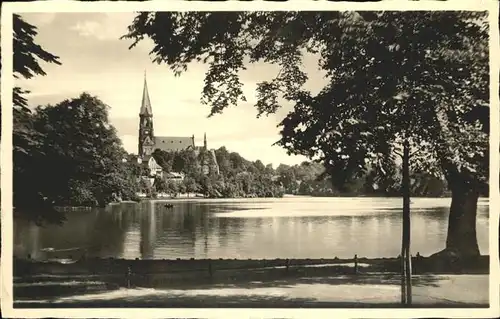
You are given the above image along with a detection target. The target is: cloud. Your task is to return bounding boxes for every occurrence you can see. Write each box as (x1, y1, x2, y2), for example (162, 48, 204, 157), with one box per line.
(21, 13, 57, 27)
(69, 13, 135, 41)
(25, 92, 77, 109)
(71, 21, 107, 39)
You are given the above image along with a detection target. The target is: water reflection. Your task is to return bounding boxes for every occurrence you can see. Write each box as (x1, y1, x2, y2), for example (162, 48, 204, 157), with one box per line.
(13, 198, 490, 260)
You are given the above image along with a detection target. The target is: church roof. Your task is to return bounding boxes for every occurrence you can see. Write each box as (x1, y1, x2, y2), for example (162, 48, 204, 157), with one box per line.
(154, 136, 195, 152)
(140, 71, 153, 115)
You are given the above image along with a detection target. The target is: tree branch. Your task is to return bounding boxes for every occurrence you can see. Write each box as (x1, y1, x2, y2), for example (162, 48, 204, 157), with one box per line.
(410, 146, 424, 158)
(393, 150, 403, 158)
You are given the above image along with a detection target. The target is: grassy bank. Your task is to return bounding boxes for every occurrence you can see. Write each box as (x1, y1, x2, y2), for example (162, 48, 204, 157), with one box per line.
(15, 255, 489, 281)
(14, 272, 489, 308)
(15, 255, 489, 275)
(14, 256, 489, 306)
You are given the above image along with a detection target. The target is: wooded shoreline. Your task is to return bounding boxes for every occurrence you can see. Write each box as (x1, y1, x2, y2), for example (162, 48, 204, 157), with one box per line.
(55, 195, 489, 211)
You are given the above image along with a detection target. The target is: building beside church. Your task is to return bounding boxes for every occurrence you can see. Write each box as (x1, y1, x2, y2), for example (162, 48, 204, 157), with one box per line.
(137, 72, 219, 177)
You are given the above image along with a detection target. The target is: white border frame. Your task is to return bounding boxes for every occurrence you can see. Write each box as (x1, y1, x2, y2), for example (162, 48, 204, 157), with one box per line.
(1, 1, 499, 318)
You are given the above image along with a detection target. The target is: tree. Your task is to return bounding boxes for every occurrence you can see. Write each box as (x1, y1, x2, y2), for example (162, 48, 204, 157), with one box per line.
(26, 93, 135, 208)
(123, 12, 488, 262)
(172, 152, 186, 172)
(152, 149, 175, 171)
(153, 175, 167, 193)
(120, 157, 142, 200)
(165, 180, 180, 197)
(174, 149, 199, 174)
(11, 14, 62, 223)
(277, 167, 297, 193)
(13, 14, 62, 112)
(139, 177, 153, 196)
(264, 163, 274, 175)
(215, 146, 232, 175)
(229, 152, 246, 171)
(253, 160, 266, 173)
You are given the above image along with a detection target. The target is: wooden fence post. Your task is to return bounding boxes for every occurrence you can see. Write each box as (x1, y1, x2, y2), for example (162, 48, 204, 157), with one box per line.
(354, 254, 358, 274)
(414, 252, 421, 275)
(126, 266, 132, 288)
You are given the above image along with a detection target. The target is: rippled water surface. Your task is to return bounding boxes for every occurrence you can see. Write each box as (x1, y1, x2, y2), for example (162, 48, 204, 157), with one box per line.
(14, 197, 489, 260)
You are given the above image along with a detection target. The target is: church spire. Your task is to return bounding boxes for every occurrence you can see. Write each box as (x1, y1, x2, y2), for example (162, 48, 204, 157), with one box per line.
(204, 132, 207, 149)
(140, 70, 153, 115)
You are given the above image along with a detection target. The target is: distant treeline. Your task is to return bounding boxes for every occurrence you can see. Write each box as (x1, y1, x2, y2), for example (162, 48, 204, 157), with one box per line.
(148, 147, 285, 199)
(275, 161, 449, 198)
(148, 147, 449, 199)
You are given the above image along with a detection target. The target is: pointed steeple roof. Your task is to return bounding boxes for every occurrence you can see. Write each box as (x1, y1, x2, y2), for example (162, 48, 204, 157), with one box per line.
(140, 70, 153, 115)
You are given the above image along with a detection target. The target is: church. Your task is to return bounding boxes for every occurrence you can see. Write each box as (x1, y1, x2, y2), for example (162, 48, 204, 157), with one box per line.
(137, 72, 219, 177)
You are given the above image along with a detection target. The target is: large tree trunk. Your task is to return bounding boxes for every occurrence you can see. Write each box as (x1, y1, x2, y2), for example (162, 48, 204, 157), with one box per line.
(444, 182, 480, 257)
(433, 107, 482, 259)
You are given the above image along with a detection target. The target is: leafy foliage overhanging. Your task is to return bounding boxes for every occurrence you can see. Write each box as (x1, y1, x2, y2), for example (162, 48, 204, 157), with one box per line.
(123, 11, 489, 257)
(123, 11, 489, 192)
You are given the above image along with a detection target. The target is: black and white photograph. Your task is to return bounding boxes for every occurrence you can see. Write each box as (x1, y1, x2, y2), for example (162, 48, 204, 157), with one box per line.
(1, 0, 499, 317)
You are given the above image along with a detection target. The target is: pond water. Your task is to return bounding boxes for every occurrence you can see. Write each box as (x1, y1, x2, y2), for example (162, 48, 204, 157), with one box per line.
(14, 197, 489, 260)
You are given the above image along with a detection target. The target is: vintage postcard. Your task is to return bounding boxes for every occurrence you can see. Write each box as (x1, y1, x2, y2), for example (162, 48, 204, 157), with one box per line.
(1, 0, 499, 318)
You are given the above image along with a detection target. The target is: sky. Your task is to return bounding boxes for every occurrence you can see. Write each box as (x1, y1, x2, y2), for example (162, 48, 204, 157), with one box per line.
(16, 12, 329, 167)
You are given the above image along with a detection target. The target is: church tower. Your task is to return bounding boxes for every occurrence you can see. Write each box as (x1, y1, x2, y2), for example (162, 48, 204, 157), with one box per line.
(138, 71, 155, 157)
